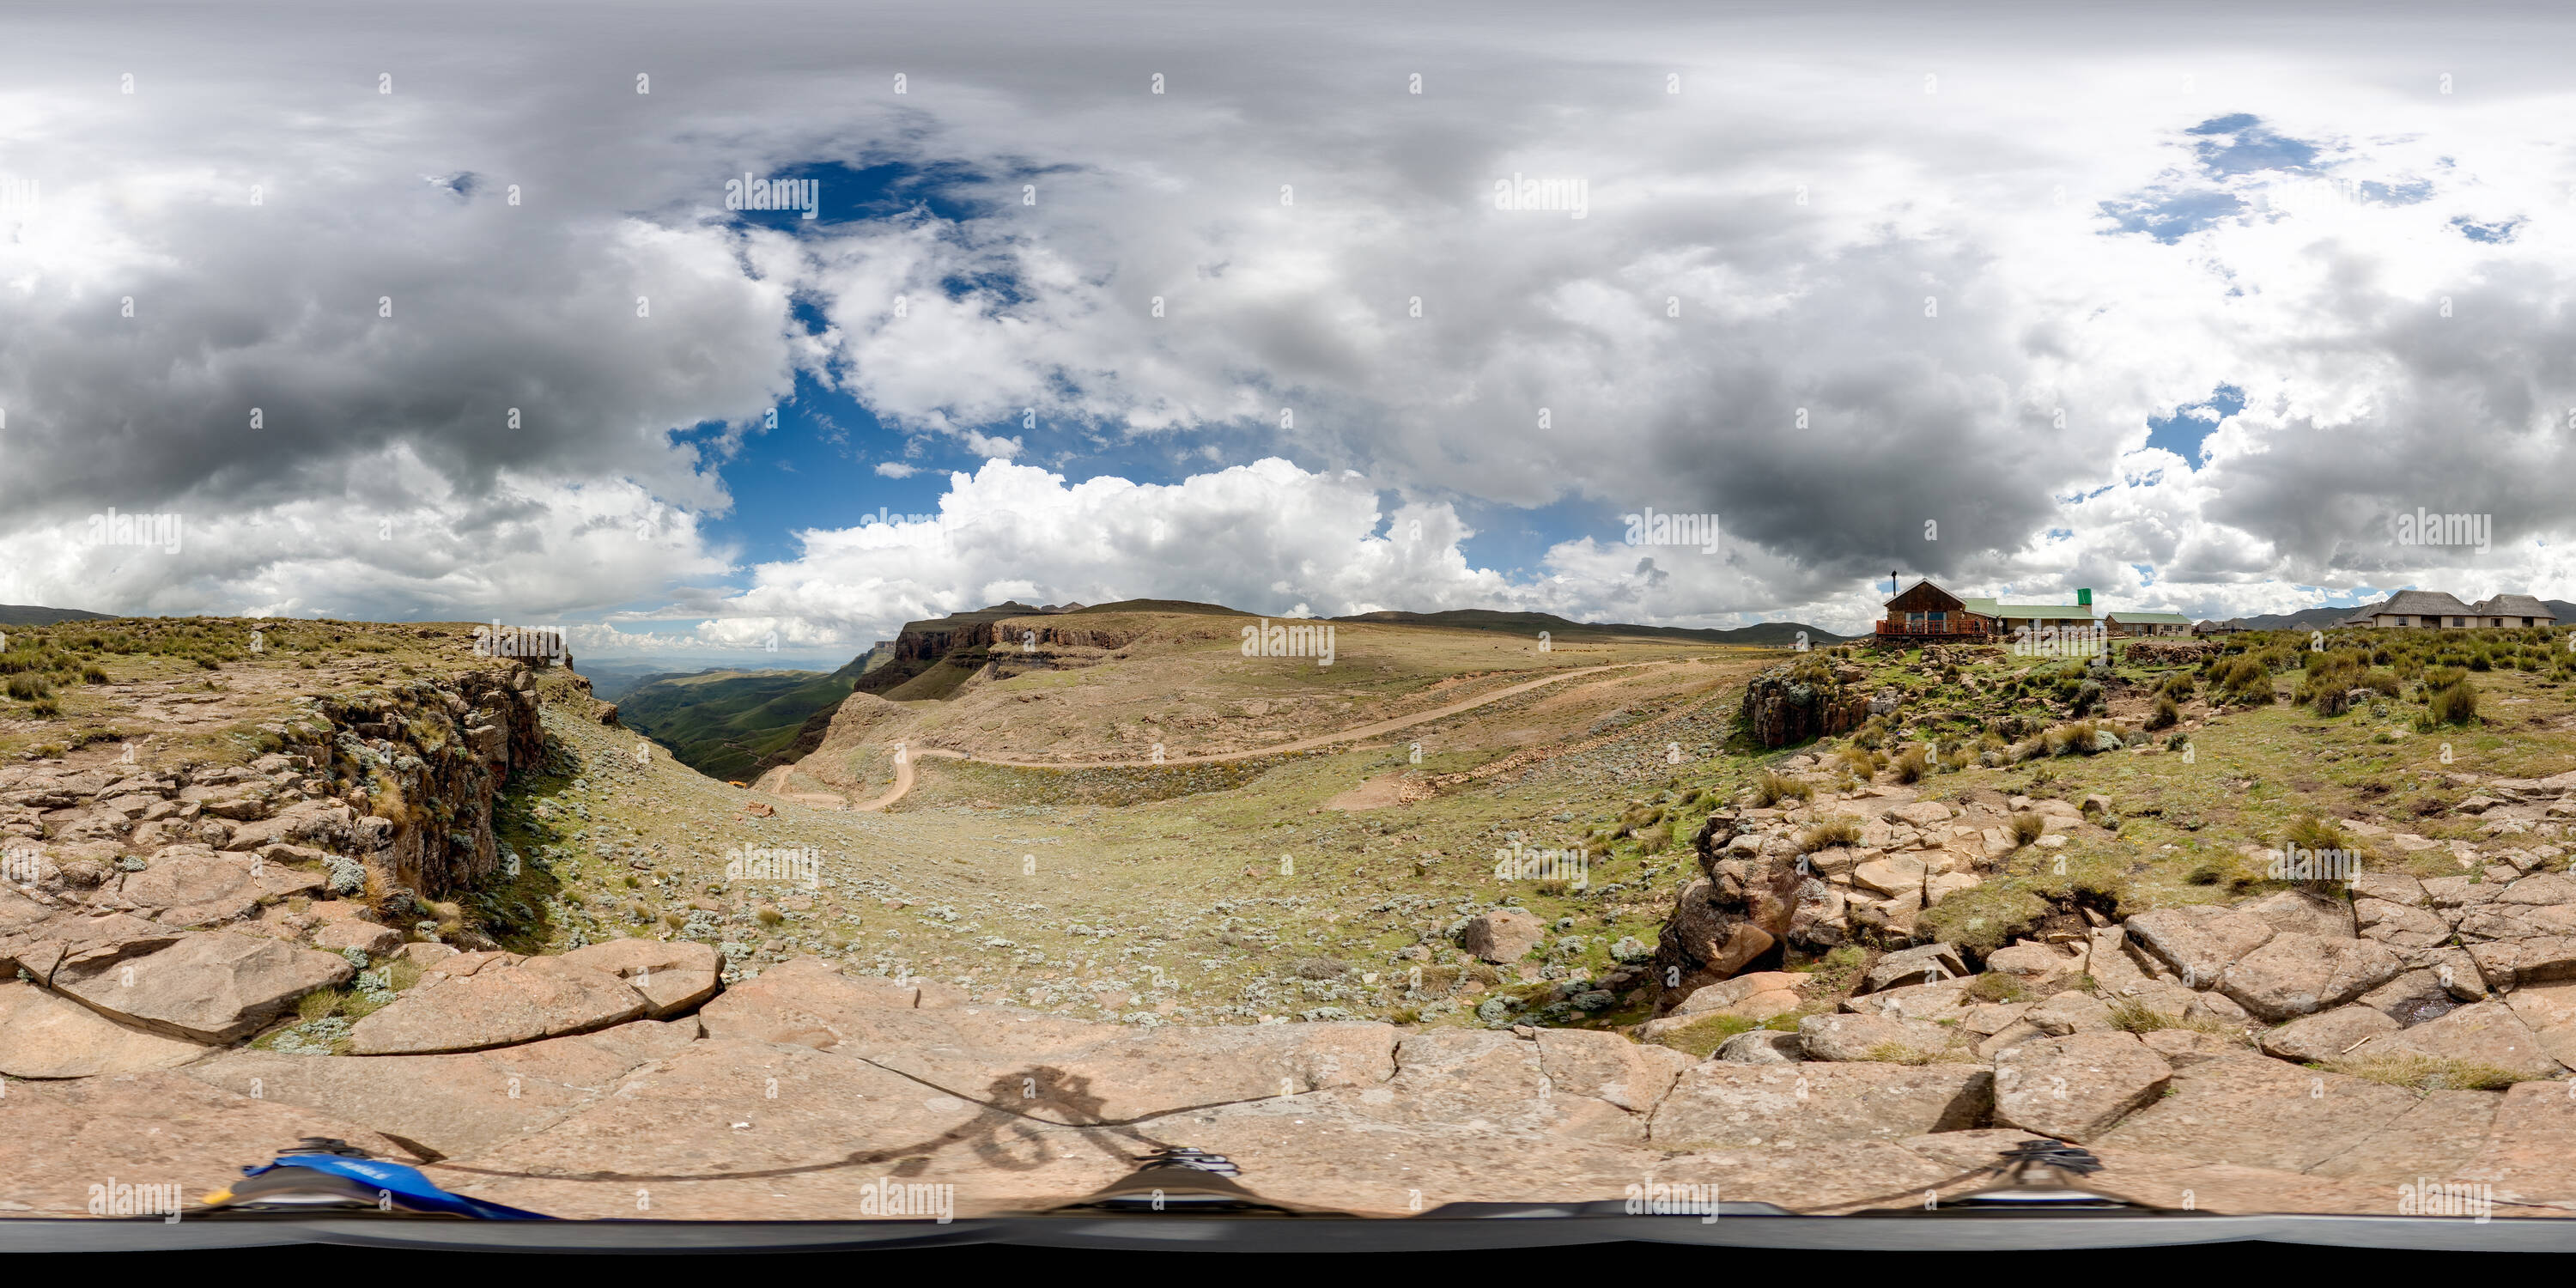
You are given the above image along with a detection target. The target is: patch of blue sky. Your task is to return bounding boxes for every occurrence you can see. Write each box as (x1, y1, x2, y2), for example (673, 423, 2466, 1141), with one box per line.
(2098, 188, 2245, 243)
(2451, 216, 2518, 243)
(724, 159, 993, 228)
(2355, 178, 2433, 205)
(2185, 113, 2322, 176)
(1451, 492, 1633, 584)
(2142, 385, 2245, 466)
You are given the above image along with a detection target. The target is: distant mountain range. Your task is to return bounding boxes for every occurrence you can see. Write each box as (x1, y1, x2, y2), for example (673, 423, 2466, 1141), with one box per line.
(0, 605, 111, 626)
(1332, 608, 1853, 647)
(2215, 599, 2576, 633)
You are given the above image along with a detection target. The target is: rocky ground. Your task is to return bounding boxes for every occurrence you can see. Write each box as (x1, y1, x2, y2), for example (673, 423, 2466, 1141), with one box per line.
(9, 619, 2576, 1219)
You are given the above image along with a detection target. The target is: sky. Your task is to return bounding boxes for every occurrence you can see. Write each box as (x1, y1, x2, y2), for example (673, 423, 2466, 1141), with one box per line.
(4, 1, 2574, 666)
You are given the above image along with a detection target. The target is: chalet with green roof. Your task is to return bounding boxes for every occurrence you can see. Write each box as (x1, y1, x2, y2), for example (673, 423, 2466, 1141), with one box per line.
(1875, 578, 2096, 641)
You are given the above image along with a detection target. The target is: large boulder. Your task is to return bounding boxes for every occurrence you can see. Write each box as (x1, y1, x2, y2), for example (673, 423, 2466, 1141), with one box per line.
(1859, 942, 1967, 994)
(1984, 942, 2086, 994)
(348, 955, 648, 1054)
(1650, 855, 1798, 1006)
(1714, 1029, 1805, 1064)
(54, 932, 354, 1042)
(1739, 664, 1866, 748)
(1668, 970, 1803, 1020)
(1458, 909, 1545, 963)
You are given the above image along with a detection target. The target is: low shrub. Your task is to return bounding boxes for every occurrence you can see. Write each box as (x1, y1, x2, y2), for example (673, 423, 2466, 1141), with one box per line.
(1753, 770, 1814, 806)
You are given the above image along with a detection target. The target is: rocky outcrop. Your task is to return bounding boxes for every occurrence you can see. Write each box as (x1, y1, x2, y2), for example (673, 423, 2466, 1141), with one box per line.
(1737, 659, 1869, 749)
(1647, 787, 2038, 1007)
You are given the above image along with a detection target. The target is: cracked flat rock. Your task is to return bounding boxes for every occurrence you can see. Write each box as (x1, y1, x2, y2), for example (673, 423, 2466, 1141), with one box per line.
(112, 845, 319, 927)
(702, 956, 1397, 1125)
(1137, 1093, 1959, 1216)
(349, 954, 647, 1054)
(2258, 1004, 2400, 1063)
(2124, 906, 2275, 988)
(436, 1036, 1130, 1220)
(54, 931, 354, 1043)
(694, 957, 939, 1047)
(1797, 1012, 1964, 1063)
(1533, 1027, 1693, 1114)
(1990, 1031, 2172, 1143)
(1348, 1029, 1647, 1143)
(1896, 1129, 2392, 1215)
(0, 909, 183, 986)
(2457, 1081, 2576, 1209)
(2093, 1054, 2421, 1172)
(2216, 933, 2403, 1023)
(557, 939, 724, 1018)
(0, 981, 211, 1078)
(185, 1019, 701, 1159)
(2304, 1090, 2499, 1186)
(1648, 1061, 1993, 1151)
(2367, 999, 2566, 1080)
(0, 1072, 404, 1215)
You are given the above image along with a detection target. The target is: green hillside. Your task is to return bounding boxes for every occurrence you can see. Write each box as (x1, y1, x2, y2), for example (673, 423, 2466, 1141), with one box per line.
(617, 653, 883, 781)
(0, 604, 112, 627)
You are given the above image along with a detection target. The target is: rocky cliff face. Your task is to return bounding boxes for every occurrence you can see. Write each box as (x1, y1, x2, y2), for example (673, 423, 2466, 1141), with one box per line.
(278, 662, 558, 897)
(1, 659, 556, 913)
